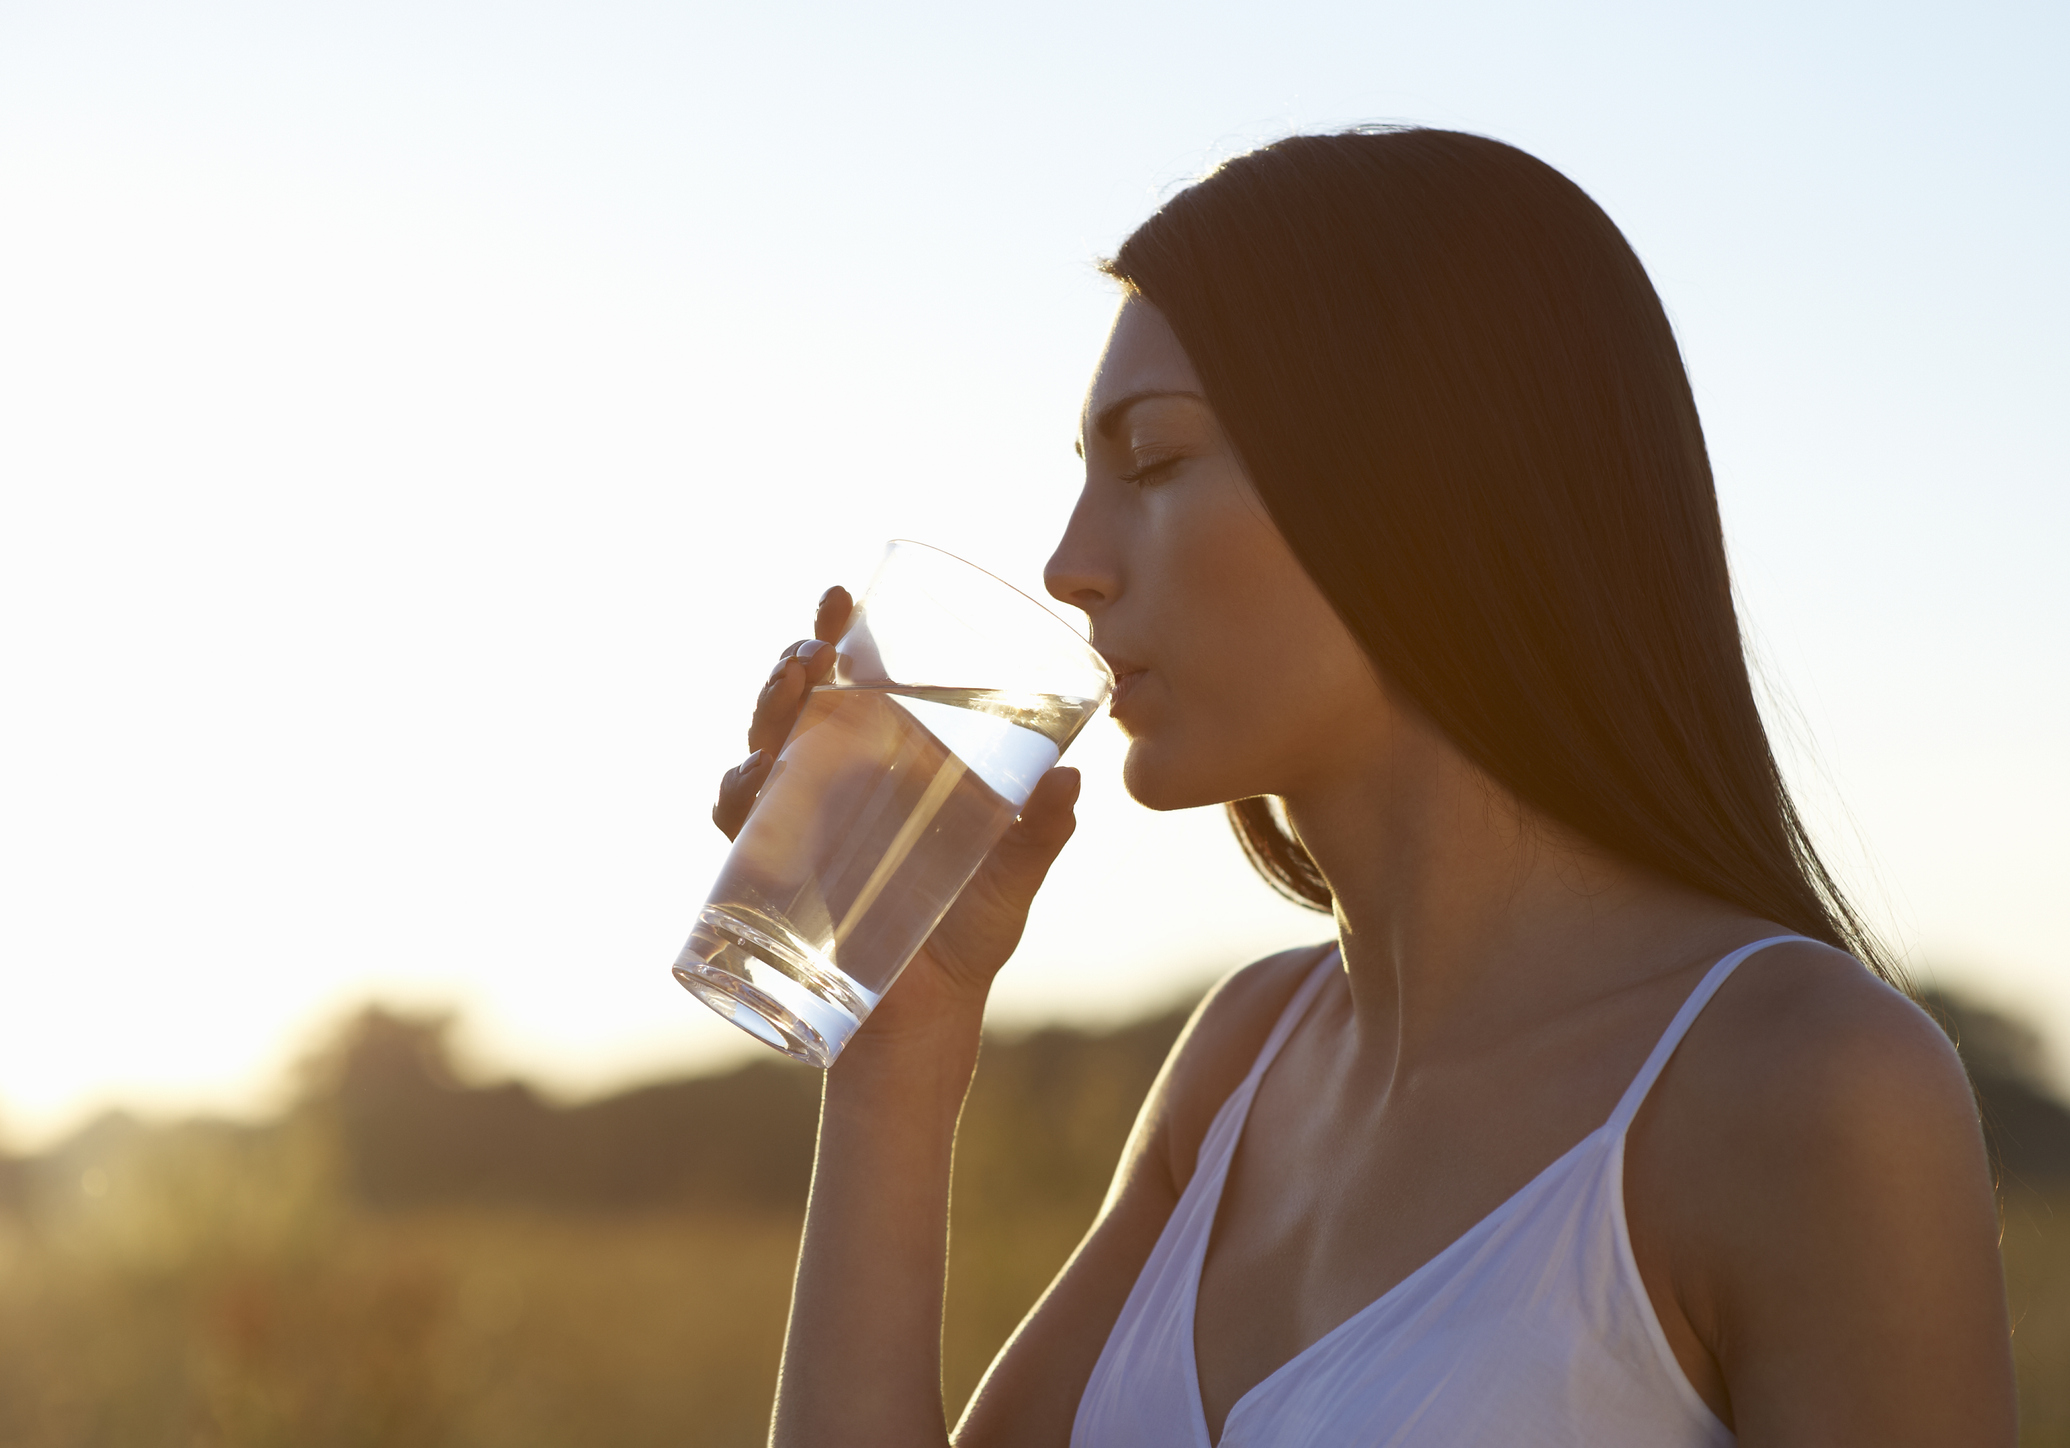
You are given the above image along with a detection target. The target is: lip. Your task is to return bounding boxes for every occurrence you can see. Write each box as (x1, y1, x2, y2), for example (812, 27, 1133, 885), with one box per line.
(1104, 664, 1148, 716)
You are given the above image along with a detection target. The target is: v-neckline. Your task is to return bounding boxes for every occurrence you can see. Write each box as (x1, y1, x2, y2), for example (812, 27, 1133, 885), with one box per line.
(1184, 1010, 1614, 1448)
(1172, 934, 1803, 1447)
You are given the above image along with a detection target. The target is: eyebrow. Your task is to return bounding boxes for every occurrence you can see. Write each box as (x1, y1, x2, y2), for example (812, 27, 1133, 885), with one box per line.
(1077, 388, 1208, 452)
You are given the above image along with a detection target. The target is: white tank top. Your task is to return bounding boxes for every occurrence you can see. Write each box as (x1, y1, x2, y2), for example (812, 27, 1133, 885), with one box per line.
(1072, 935, 1815, 1448)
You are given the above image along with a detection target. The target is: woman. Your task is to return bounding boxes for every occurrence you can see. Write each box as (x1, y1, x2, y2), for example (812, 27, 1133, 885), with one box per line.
(718, 129, 2014, 1445)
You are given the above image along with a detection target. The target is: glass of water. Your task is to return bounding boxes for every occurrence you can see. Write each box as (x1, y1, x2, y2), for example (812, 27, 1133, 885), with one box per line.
(672, 541, 1114, 1067)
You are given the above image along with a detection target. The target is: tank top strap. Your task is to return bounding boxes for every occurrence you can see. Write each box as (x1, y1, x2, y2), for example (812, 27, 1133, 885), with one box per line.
(1186, 946, 1340, 1191)
(1605, 934, 1818, 1135)
(1236, 945, 1341, 1098)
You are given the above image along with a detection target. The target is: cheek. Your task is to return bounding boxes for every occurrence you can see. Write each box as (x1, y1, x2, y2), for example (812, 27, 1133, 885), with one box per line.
(1162, 485, 1339, 697)
(1123, 482, 1372, 802)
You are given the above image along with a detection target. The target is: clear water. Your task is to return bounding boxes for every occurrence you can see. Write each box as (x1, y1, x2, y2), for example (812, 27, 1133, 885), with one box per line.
(673, 684, 1100, 1066)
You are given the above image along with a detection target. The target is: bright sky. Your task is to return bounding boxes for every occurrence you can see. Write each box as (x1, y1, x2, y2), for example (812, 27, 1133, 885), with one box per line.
(2, 0, 2064, 1148)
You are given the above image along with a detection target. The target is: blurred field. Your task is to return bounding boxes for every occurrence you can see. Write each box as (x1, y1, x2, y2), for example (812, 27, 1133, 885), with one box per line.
(2, 992, 2066, 1445)
(2004, 1192, 2070, 1443)
(0, 1006, 1179, 1447)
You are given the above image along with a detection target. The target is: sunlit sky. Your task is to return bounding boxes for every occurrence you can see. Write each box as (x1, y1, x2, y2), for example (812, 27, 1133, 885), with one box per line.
(2, 0, 2064, 1148)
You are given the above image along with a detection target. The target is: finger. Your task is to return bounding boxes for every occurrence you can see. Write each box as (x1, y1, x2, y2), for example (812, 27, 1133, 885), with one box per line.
(770, 638, 817, 673)
(800, 632, 839, 686)
(973, 767, 1082, 908)
(1013, 766, 1082, 859)
(813, 586, 853, 646)
(748, 638, 833, 755)
(713, 749, 772, 840)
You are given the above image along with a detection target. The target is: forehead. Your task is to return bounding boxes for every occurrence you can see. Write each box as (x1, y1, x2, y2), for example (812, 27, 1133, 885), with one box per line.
(1082, 295, 1206, 428)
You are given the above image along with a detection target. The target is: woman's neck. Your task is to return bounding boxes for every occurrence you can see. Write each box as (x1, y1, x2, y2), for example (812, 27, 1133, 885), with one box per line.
(1281, 707, 1743, 1063)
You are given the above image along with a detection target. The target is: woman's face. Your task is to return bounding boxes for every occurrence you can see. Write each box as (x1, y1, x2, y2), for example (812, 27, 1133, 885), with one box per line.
(1046, 296, 1391, 812)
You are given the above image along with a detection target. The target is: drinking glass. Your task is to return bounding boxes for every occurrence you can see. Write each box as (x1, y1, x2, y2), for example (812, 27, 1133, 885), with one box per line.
(672, 541, 1113, 1066)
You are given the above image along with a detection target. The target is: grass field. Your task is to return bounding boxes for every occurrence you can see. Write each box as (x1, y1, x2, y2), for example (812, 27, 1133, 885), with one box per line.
(3, 994, 2066, 1444)
(2004, 1191, 2070, 1442)
(0, 1124, 1068, 1446)
(2, 1122, 2066, 1444)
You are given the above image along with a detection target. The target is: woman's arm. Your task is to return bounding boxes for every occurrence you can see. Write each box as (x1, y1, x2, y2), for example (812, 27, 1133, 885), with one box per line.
(755, 779, 1089, 1445)
(773, 936, 1321, 1448)
(721, 590, 1079, 1447)
(769, 976, 989, 1448)
(762, 755, 1092, 1446)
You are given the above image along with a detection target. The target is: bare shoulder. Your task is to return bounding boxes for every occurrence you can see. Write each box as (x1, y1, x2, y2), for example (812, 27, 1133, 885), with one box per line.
(1632, 937, 2015, 1442)
(1666, 939, 1979, 1163)
(1145, 943, 1335, 1193)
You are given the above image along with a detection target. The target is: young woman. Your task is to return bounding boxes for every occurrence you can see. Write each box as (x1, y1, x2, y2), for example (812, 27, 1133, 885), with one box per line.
(717, 129, 2015, 1446)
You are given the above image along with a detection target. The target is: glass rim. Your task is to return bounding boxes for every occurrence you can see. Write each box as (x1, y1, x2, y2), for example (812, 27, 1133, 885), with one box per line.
(879, 538, 1115, 687)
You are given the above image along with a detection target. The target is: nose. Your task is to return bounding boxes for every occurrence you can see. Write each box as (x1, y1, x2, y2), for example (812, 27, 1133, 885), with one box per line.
(1044, 487, 1120, 615)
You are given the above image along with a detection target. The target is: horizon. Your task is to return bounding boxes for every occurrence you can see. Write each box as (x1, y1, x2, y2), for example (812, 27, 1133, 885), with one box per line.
(8, 964, 2063, 1159)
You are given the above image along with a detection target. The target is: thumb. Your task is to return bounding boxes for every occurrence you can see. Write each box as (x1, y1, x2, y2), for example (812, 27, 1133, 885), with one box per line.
(974, 766, 1082, 910)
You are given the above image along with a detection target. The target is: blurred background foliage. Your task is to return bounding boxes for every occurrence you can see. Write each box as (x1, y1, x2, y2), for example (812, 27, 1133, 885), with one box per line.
(1, 987, 2065, 1446)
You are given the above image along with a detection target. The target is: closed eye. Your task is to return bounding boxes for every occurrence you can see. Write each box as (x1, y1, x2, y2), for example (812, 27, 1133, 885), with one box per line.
(1119, 454, 1185, 486)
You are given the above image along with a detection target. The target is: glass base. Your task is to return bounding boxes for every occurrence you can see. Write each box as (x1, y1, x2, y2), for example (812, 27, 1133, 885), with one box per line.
(672, 906, 879, 1068)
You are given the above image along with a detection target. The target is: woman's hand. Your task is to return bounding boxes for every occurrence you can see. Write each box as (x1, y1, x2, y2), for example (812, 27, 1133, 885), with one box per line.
(712, 586, 1083, 1043)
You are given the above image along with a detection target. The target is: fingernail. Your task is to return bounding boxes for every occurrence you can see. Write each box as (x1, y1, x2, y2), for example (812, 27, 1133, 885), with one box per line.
(767, 655, 793, 683)
(798, 639, 828, 662)
(740, 749, 765, 772)
(817, 587, 837, 608)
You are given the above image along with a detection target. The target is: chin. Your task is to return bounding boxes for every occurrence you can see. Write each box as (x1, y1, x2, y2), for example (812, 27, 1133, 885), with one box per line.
(1119, 737, 1247, 813)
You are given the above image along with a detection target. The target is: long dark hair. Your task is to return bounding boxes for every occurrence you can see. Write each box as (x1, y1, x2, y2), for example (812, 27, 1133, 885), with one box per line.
(1105, 128, 1898, 984)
